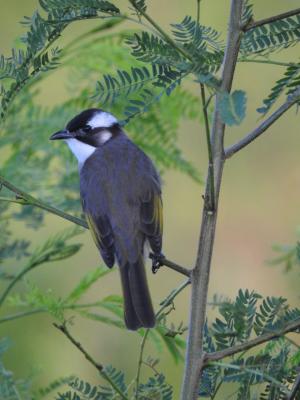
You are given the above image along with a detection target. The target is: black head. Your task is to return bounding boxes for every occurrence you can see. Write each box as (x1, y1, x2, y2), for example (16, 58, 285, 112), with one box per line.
(50, 108, 122, 147)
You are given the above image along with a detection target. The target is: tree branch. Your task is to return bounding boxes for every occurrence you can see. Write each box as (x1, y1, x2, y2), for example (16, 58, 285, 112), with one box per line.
(243, 8, 300, 31)
(225, 87, 300, 158)
(180, 2, 244, 399)
(0, 174, 189, 279)
(54, 322, 129, 400)
(204, 318, 300, 365)
(149, 254, 191, 277)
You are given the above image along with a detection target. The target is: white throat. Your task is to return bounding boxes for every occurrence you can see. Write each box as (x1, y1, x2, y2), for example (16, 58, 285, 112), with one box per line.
(65, 138, 96, 169)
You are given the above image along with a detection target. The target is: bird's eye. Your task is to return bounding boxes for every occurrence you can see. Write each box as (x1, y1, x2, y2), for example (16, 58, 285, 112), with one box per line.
(82, 125, 92, 133)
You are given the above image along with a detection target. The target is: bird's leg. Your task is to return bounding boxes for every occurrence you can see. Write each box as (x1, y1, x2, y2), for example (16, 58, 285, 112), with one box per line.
(149, 252, 165, 274)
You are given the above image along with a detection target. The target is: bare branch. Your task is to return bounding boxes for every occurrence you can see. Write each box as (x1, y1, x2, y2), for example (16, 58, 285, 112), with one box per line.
(243, 8, 300, 32)
(180, 1, 244, 399)
(204, 318, 300, 364)
(54, 322, 129, 400)
(225, 87, 300, 158)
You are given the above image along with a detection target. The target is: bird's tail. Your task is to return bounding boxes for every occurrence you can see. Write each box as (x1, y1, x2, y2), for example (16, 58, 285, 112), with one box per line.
(119, 258, 155, 330)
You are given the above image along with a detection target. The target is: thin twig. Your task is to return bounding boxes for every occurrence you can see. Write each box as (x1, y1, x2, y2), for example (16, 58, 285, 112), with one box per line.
(0, 264, 34, 307)
(200, 83, 215, 211)
(135, 278, 190, 399)
(128, 0, 193, 62)
(238, 58, 296, 68)
(196, 0, 201, 25)
(225, 87, 300, 158)
(53, 323, 129, 400)
(150, 254, 191, 277)
(204, 318, 300, 364)
(211, 360, 289, 395)
(0, 175, 88, 228)
(0, 301, 113, 324)
(243, 8, 300, 31)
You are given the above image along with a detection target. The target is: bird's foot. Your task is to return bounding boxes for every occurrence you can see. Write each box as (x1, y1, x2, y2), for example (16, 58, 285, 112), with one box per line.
(149, 252, 165, 274)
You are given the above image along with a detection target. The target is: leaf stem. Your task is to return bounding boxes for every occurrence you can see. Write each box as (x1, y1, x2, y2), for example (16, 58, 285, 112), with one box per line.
(204, 317, 300, 364)
(210, 361, 289, 394)
(0, 264, 34, 308)
(128, 0, 194, 62)
(54, 323, 129, 400)
(196, 0, 201, 25)
(200, 83, 215, 211)
(238, 58, 296, 68)
(0, 175, 88, 228)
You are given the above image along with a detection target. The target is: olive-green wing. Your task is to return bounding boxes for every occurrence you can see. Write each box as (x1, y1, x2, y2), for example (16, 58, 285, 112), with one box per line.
(85, 212, 115, 268)
(140, 186, 163, 254)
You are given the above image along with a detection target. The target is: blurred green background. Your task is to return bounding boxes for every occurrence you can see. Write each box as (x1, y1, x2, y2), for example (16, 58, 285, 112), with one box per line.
(1, 0, 300, 398)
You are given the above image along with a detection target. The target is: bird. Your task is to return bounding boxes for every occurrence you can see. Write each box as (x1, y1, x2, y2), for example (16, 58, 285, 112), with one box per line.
(50, 108, 163, 330)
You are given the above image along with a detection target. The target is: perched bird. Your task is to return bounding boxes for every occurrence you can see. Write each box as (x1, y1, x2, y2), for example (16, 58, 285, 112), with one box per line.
(50, 108, 163, 330)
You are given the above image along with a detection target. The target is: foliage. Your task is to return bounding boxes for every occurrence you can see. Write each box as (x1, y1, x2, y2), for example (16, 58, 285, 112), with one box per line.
(257, 62, 300, 114)
(269, 232, 300, 272)
(57, 372, 173, 400)
(0, 1, 300, 400)
(241, 15, 300, 56)
(0, 338, 32, 400)
(218, 90, 247, 126)
(200, 290, 300, 399)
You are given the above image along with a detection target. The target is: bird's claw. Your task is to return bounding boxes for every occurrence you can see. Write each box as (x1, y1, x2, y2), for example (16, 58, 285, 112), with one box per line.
(149, 252, 164, 274)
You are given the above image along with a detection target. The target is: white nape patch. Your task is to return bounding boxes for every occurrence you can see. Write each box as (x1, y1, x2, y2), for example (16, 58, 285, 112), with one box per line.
(88, 111, 117, 128)
(65, 138, 96, 168)
(100, 129, 112, 144)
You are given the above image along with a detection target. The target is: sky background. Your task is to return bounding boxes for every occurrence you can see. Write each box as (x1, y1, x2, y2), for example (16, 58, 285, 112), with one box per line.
(0, 1, 299, 398)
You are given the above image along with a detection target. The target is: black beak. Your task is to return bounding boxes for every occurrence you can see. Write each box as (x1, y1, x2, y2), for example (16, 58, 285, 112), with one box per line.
(50, 129, 73, 140)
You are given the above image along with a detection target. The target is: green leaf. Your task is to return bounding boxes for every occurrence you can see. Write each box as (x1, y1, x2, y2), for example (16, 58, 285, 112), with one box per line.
(66, 266, 112, 304)
(219, 90, 247, 126)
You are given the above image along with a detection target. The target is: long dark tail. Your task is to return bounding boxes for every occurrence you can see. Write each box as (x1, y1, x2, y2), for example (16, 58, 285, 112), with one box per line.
(119, 258, 155, 330)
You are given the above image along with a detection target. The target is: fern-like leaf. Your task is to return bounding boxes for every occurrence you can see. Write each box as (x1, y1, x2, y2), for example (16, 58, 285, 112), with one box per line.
(137, 374, 173, 400)
(126, 32, 184, 67)
(171, 16, 224, 74)
(257, 63, 300, 114)
(39, 0, 120, 15)
(242, 15, 300, 56)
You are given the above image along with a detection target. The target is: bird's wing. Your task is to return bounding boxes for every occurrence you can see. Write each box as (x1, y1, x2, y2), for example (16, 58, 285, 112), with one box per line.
(140, 178, 163, 254)
(85, 212, 115, 268)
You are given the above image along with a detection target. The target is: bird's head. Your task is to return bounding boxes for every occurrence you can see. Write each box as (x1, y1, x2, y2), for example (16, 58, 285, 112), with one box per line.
(50, 108, 121, 166)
